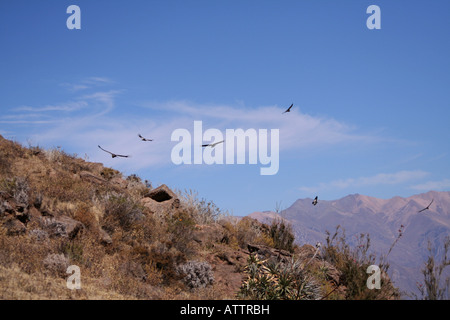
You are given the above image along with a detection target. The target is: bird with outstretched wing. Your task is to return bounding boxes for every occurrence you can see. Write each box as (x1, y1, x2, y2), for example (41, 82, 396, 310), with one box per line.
(138, 134, 153, 142)
(312, 196, 318, 206)
(98, 145, 130, 158)
(202, 140, 224, 148)
(418, 199, 434, 213)
(282, 103, 293, 114)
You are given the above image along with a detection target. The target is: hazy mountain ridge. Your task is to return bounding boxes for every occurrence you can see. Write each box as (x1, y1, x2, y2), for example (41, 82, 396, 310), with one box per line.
(249, 191, 450, 297)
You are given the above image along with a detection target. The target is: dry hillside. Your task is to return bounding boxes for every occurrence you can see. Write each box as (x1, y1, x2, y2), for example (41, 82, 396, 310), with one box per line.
(0, 135, 399, 300)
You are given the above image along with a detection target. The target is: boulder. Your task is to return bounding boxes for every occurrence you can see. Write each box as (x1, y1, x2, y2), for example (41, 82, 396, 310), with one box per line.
(192, 224, 227, 245)
(3, 218, 26, 236)
(141, 184, 180, 216)
(247, 243, 292, 262)
(99, 228, 112, 245)
(79, 171, 107, 184)
(43, 216, 85, 239)
(0, 200, 13, 217)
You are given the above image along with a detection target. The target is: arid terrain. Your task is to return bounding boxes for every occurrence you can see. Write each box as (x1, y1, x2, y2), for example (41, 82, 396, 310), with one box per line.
(0, 134, 404, 299)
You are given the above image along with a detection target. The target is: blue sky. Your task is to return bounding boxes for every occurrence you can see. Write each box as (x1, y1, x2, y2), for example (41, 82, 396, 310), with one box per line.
(1, 0, 449, 216)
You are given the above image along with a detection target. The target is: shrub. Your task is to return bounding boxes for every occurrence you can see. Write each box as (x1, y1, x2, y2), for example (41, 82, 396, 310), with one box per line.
(414, 236, 450, 300)
(238, 254, 322, 300)
(177, 189, 229, 225)
(147, 241, 187, 284)
(177, 261, 215, 289)
(72, 202, 98, 231)
(0, 153, 11, 175)
(59, 240, 84, 263)
(126, 174, 149, 199)
(43, 147, 64, 164)
(100, 167, 120, 180)
(166, 209, 196, 256)
(102, 194, 144, 233)
(35, 171, 93, 203)
(0, 177, 29, 206)
(322, 225, 399, 300)
(269, 218, 295, 253)
(234, 217, 274, 249)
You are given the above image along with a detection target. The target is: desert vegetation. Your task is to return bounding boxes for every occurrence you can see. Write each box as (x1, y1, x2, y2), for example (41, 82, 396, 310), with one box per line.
(321, 225, 400, 300)
(0, 135, 404, 300)
(413, 236, 450, 300)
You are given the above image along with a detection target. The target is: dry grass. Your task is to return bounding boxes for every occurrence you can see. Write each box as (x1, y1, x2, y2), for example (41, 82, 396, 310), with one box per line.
(0, 136, 401, 300)
(0, 138, 242, 299)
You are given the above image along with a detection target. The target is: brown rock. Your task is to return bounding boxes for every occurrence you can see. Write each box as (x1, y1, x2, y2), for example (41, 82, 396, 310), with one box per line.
(99, 228, 112, 245)
(110, 176, 128, 189)
(84, 162, 104, 175)
(0, 200, 14, 216)
(79, 171, 107, 184)
(43, 216, 85, 239)
(247, 243, 292, 262)
(4, 218, 26, 236)
(145, 184, 177, 202)
(141, 184, 180, 216)
(192, 224, 226, 245)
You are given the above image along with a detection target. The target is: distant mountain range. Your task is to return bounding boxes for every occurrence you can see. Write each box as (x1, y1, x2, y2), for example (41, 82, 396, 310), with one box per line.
(248, 191, 450, 298)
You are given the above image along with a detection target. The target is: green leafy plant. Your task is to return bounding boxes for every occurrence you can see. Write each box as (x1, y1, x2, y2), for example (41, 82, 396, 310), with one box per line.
(238, 254, 322, 300)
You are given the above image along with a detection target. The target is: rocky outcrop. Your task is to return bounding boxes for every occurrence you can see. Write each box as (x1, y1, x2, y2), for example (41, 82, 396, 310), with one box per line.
(42, 216, 85, 239)
(141, 184, 181, 216)
(79, 171, 107, 184)
(247, 243, 293, 262)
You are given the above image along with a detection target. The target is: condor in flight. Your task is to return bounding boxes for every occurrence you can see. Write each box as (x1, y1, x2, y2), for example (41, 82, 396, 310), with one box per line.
(282, 103, 294, 114)
(202, 140, 224, 148)
(418, 199, 434, 213)
(98, 145, 130, 158)
(138, 134, 153, 142)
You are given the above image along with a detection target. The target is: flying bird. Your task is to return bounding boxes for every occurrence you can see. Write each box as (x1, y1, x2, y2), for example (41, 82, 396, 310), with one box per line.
(282, 103, 294, 114)
(98, 145, 130, 158)
(138, 134, 153, 142)
(418, 199, 434, 213)
(312, 196, 318, 206)
(202, 140, 224, 148)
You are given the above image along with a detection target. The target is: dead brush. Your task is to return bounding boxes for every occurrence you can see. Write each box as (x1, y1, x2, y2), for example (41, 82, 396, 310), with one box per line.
(322, 225, 400, 300)
(101, 193, 145, 234)
(176, 189, 230, 225)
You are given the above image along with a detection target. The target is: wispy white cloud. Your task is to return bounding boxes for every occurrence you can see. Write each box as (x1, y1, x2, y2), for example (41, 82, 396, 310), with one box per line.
(60, 76, 115, 92)
(299, 170, 430, 194)
(80, 90, 122, 110)
(84, 77, 114, 84)
(3, 90, 120, 124)
(2, 94, 387, 172)
(139, 100, 380, 151)
(14, 101, 88, 113)
(410, 179, 450, 191)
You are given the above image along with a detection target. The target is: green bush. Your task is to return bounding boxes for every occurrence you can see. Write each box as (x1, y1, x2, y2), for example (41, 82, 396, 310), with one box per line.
(238, 254, 322, 300)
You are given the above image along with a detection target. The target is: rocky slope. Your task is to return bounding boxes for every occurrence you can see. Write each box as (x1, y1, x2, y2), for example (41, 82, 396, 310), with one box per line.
(0, 134, 399, 300)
